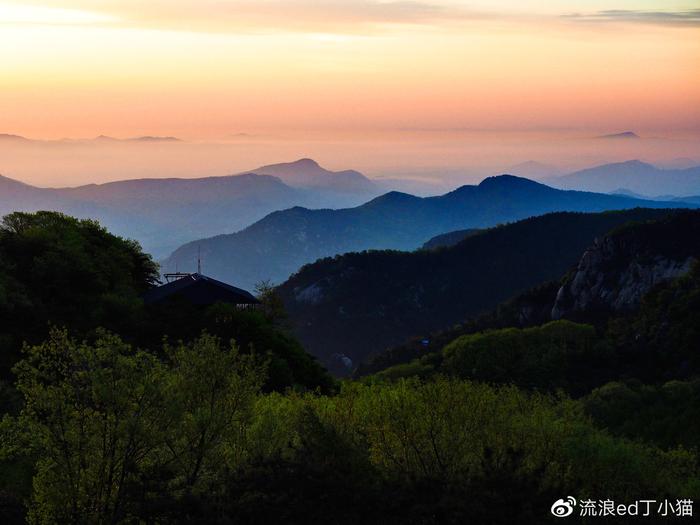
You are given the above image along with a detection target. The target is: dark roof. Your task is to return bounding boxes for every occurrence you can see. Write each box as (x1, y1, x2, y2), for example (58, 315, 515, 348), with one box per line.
(143, 273, 260, 306)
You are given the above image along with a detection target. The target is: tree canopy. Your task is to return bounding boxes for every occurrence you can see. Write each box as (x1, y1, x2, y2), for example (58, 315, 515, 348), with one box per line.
(0, 212, 159, 378)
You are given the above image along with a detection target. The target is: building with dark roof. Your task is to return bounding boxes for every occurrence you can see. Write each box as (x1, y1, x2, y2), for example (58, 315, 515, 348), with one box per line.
(143, 273, 260, 307)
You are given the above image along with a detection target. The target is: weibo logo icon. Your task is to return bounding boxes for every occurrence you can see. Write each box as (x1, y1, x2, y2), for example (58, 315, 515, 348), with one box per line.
(551, 497, 577, 518)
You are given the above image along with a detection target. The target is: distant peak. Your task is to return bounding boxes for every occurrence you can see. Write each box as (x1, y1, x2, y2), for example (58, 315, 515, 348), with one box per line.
(130, 136, 181, 142)
(609, 188, 647, 199)
(363, 190, 420, 207)
(0, 173, 32, 187)
(597, 131, 640, 139)
(291, 158, 320, 167)
(603, 159, 655, 170)
(93, 135, 181, 142)
(0, 133, 29, 141)
(478, 174, 544, 188)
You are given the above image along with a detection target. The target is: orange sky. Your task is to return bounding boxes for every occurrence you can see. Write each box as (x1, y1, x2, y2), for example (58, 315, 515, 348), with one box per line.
(0, 1, 698, 141)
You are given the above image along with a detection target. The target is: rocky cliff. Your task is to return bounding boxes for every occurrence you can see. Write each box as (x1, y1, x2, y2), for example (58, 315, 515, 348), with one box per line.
(552, 211, 700, 319)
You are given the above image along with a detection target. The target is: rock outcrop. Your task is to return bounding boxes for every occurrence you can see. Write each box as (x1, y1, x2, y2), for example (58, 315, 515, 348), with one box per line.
(552, 211, 700, 319)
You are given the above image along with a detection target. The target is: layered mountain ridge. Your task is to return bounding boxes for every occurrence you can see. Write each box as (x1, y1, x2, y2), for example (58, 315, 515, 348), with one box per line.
(0, 159, 382, 257)
(549, 159, 700, 196)
(164, 175, 693, 291)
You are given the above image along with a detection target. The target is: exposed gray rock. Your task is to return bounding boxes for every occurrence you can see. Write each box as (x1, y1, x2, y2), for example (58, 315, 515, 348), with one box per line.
(294, 281, 325, 304)
(552, 234, 696, 319)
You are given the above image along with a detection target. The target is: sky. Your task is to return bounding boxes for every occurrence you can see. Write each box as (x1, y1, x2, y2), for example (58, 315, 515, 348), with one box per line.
(0, 1, 699, 185)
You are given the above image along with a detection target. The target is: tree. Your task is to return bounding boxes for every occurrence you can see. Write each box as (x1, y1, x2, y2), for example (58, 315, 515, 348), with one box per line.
(255, 280, 288, 327)
(164, 333, 265, 494)
(13, 329, 170, 523)
(0, 211, 159, 379)
(6, 329, 264, 524)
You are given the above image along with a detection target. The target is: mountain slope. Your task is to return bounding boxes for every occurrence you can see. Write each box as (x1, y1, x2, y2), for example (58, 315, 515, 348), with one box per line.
(0, 174, 70, 211)
(361, 210, 700, 383)
(164, 175, 692, 290)
(597, 131, 640, 139)
(422, 229, 481, 250)
(59, 173, 310, 256)
(550, 160, 700, 196)
(551, 211, 700, 319)
(0, 172, 308, 257)
(0, 161, 377, 257)
(249, 158, 379, 202)
(274, 208, 681, 372)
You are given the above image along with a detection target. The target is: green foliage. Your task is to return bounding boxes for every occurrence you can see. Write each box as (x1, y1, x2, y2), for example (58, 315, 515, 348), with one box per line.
(442, 321, 605, 393)
(357, 279, 562, 377)
(372, 265, 700, 400)
(3, 331, 699, 523)
(373, 359, 436, 381)
(377, 321, 614, 396)
(0, 210, 334, 393)
(254, 279, 288, 327)
(142, 300, 336, 393)
(360, 210, 700, 379)
(5, 329, 264, 524)
(584, 378, 700, 451)
(2, 210, 700, 523)
(219, 378, 698, 524)
(0, 211, 159, 379)
(164, 332, 264, 490)
(607, 262, 700, 381)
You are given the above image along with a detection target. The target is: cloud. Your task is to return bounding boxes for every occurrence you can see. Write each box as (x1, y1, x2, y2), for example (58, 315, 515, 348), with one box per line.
(16, 0, 489, 34)
(21, 2, 699, 35)
(564, 9, 700, 27)
(0, 2, 117, 25)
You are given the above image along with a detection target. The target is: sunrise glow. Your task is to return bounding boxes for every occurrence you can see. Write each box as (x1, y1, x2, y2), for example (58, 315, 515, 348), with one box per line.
(0, 1, 697, 141)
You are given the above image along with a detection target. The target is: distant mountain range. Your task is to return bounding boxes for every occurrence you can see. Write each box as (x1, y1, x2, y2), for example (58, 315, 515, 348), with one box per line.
(609, 189, 700, 204)
(549, 160, 700, 196)
(597, 131, 640, 139)
(0, 172, 298, 257)
(163, 175, 694, 291)
(0, 159, 383, 257)
(4, 154, 700, 262)
(655, 158, 699, 170)
(0, 133, 183, 144)
(276, 208, 682, 372)
(250, 158, 376, 193)
(0, 133, 31, 142)
(94, 135, 182, 143)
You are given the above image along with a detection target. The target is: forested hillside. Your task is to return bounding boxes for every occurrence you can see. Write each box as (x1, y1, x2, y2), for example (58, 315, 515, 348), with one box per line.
(1, 211, 699, 523)
(278, 208, 678, 372)
(0, 212, 331, 391)
(363, 211, 700, 388)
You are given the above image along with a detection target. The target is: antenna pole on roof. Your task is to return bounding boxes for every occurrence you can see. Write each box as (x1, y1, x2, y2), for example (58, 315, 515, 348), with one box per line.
(197, 245, 202, 274)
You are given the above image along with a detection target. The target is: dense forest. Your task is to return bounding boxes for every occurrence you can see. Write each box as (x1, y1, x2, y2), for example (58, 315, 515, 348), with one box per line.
(361, 210, 700, 378)
(0, 212, 332, 392)
(279, 208, 677, 373)
(1, 210, 699, 523)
